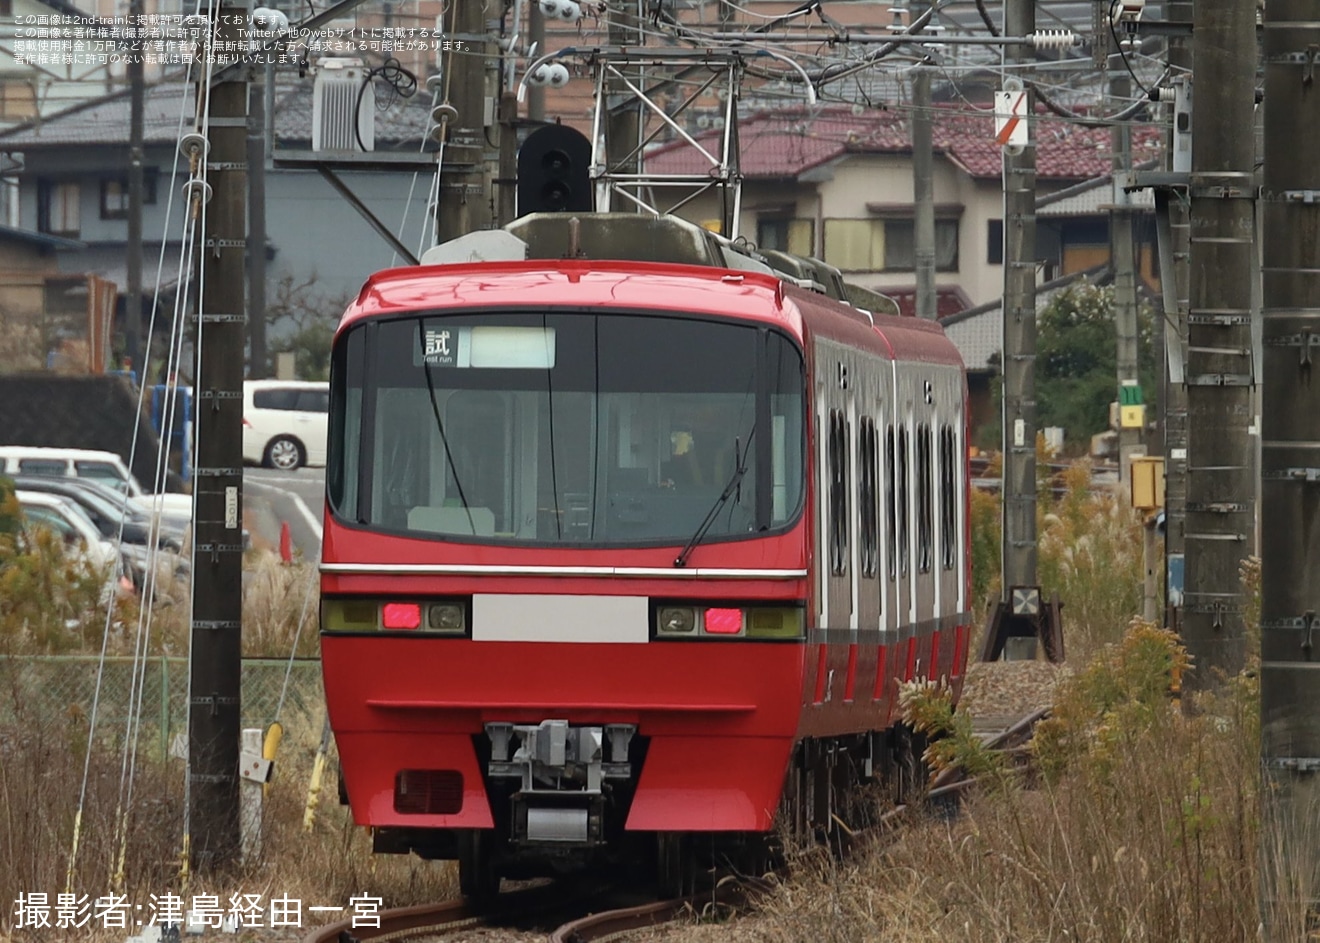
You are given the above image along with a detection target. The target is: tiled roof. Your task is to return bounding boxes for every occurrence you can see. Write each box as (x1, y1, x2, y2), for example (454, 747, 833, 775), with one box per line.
(647, 104, 1163, 181)
(0, 74, 435, 150)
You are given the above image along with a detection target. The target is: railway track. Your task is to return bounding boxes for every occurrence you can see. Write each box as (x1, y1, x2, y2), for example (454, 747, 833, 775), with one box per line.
(301, 708, 1050, 943)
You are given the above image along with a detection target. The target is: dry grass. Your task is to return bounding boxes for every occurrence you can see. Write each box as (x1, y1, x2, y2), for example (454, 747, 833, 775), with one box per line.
(739, 628, 1259, 943)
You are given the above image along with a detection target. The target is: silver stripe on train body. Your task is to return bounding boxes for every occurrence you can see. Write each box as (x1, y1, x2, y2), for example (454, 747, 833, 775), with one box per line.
(320, 563, 809, 579)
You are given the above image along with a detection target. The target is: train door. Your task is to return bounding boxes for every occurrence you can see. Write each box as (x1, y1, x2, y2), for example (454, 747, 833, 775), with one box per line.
(814, 340, 856, 707)
(911, 371, 937, 682)
(890, 362, 915, 686)
(854, 354, 883, 709)
(934, 365, 967, 680)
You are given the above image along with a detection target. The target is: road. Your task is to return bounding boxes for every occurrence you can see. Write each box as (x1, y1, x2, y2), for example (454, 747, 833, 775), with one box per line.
(244, 467, 324, 560)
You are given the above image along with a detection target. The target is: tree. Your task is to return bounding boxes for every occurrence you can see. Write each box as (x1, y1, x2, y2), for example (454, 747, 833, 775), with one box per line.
(1034, 281, 1158, 451)
(265, 272, 353, 380)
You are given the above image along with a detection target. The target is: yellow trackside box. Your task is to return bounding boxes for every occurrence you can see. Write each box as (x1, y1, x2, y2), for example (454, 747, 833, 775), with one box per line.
(1120, 404, 1145, 429)
(1131, 455, 1165, 511)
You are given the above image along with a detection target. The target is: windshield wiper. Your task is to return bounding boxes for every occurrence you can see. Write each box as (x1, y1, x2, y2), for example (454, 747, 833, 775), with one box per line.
(420, 335, 478, 536)
(674, 434, 750, 568)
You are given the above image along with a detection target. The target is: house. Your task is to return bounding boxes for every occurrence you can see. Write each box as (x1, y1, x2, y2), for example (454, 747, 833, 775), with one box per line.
(641, 103, 1163, 431)
(0, 71, 436, 372)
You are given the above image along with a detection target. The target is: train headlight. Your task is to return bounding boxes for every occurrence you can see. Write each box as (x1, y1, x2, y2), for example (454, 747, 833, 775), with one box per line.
(656, 606, 697, 636)
(428, 603, 466, 633)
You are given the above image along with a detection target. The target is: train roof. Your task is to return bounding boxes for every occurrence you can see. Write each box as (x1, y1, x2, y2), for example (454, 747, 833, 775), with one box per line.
(345, 214, 963, 368)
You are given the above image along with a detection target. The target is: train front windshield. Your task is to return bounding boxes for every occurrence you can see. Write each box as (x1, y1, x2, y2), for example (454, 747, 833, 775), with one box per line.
(328, 311, 805, 545)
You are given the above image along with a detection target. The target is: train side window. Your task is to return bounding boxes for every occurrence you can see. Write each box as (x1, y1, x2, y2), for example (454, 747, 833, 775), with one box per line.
(940, 424, 956, 570)
(917, 423, 932, 573)
(828, 408, 850, 576)
(858, 417, 878, 578)
(897, 425, 909, 577)
(885, 424, 897, 581)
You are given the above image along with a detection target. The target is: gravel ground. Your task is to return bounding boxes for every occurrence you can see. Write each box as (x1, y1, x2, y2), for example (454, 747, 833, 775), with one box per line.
(957, 658, 1069, 720)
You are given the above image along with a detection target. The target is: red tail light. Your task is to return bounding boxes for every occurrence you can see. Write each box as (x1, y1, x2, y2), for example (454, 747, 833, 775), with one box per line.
(703, 608, 743, 635)
(242, 417, 252, 428)
(382, 603, 422, 630)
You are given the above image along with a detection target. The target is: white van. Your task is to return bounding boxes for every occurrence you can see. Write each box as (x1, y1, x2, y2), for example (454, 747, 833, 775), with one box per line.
(0, 446, 193, 516)
(242, 380, 329, 471)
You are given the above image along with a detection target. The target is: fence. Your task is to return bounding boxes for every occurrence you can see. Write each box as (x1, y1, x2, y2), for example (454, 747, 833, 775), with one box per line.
(0, 655, 326, 764)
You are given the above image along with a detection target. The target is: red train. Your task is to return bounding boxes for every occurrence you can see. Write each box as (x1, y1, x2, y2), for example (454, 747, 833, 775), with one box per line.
(319, 213, 971, 896)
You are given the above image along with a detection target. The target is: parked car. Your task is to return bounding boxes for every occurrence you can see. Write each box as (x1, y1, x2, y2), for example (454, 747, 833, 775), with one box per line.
(242, 380, 329, 471)
(15, 490, 127, 602)
(10, 475, 182, 550)
(0, 447, 192, 517)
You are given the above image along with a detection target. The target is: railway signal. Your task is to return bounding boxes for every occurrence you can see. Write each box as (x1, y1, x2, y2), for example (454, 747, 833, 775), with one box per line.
(516, 124, 592, 216)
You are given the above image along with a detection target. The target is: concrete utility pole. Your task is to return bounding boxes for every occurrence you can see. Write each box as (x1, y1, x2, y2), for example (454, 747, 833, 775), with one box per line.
(1000, 0, 1037, 627)
(913, 65, 936, 322)
(436, 2, 491, 242)
(1260, 1, 1320, 935)
(124, 0, 144, 376)
(188, 1, 247, 872)
(1109, 66, 1142, 475)
(1181, 0, 1255, 688)
(1162, 0, 1193, 632)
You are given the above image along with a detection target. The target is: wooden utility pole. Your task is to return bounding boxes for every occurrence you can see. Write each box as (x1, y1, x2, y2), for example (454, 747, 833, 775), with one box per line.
(1260, 0, 1320, 934)
(436, 2, 491, 241)
(913, 65, 936, 322)
(1000, 0, 1038, 639)
(1182, 0, 1255, 687)
(188, 0, 247, 872)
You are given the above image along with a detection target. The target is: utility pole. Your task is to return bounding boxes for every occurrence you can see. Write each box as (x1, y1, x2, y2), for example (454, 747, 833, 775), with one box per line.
(1260, 0, 1320, 935)
(188, 0, 247, 872)
(1182, 0, 1255, 688)
(527, 3, 545, 123)
(913, 64, 936, 322)
(436, 3, 491, 242)
(1109, 64, 1142, 476)
(124, 0, 144, 376)
(607, 1, 641, 196)
(999, 0, 1038, 651)
(247, 62, 267, 378)
(1162, 0, 1193, 632)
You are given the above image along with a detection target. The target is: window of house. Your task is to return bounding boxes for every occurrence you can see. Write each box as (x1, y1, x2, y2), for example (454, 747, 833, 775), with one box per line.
(37, 180, 80, 237)
(757, 217, 815, 256)
(882, 219, 960, 272)
(0, 79, 35, 120)
(822, 219, 884, 272)
(100, 170, 159, 220)
(988, 219, 1004, 264)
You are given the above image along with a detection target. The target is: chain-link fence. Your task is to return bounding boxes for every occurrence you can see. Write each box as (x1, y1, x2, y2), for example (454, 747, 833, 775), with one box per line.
(0, 655, 325, 763)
